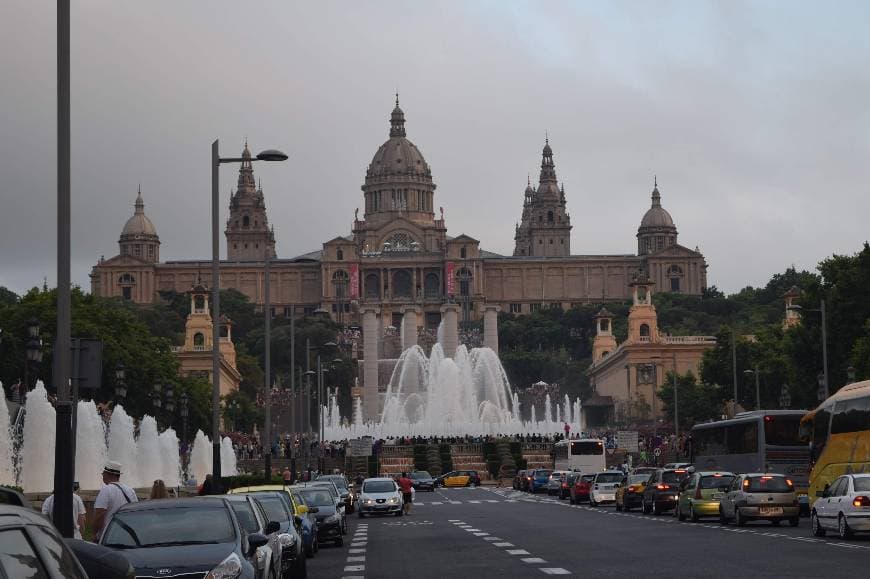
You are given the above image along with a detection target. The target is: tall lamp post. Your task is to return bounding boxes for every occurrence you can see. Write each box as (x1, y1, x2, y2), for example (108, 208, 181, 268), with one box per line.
(23, 318, 44, 401)
(787, 299, 829, 400)
(211, 140, 287, 488)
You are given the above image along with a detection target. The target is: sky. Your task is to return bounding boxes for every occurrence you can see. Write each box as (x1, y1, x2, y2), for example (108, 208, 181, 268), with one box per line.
(1, 0, 869, 296)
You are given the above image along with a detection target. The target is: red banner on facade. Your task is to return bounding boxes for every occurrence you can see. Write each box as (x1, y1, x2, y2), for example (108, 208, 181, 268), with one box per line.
(446, 261, 455, 296)
(350, 264, 359, 299)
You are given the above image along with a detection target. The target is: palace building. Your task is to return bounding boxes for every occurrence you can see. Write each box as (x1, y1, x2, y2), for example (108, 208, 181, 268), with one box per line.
(90, 98, 709, 331)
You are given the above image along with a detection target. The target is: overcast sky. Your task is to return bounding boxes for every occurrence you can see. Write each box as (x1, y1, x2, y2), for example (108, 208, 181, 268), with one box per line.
(1, 0, 868, 297)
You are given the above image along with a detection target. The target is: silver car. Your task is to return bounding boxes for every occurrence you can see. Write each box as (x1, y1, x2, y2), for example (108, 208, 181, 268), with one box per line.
(358, 477, 403, 518)
(811, 473, 870, 539)
(719, 473, 800, 527)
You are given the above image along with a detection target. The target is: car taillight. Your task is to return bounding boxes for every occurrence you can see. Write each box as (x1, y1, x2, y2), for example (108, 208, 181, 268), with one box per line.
(656, 484, 670, 491)
(628, 486, 637, 493)
(853, 496, 870, 507)
(562, 483, 568, 488)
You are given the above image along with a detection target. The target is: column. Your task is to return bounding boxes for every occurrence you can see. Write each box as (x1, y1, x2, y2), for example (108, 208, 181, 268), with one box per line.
(482, 304, 500, 354)
(362, 306, 380, 421)
(440, 303, 460, 359)
(402, 306, 420, 351)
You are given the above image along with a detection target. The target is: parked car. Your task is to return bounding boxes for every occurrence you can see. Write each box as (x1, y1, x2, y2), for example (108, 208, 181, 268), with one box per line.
(570, 474, 596, 504)
(229, 485, 318, 560)
(296, 482, 347, 535)
(642, 468, 690, 515)
(719, 473, 800, 527)
(101, 497, 265, 579)
(546, 471, 570, 496)
(589, 471, 624, 506)
(513, 469, 528, 490)
(296, 487, 345, 546)
(517, 469, 534, 492)
(674, 471, 735, 522)
(0, 503, 133, 579)
(528, 469, 553, 493)
(559, 472, 579, 500)
(811, 473, 870, 539)
(316, 474, 354, 513)
(357, 477, 403, 518)
(438, 470, 482, 487)
(616, 473, 651, 512)
(410, 471, 436, 492)
(225, 493, 302, 579)
(631, 467, 659, 478)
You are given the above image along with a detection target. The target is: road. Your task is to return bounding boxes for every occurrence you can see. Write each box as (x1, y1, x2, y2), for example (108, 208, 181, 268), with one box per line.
(308, 486, 870, 578)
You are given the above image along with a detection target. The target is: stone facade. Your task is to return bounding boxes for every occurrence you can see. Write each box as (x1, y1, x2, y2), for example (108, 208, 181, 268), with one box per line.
(91, 99, 709, 327)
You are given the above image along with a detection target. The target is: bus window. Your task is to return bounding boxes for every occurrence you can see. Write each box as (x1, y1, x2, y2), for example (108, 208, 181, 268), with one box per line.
(726, 422, 758, 454)
(811, 406, 831, 462)
(694, 427, 726, 456)
(764, 415, 802, 446)
(831, 396, 870, 434)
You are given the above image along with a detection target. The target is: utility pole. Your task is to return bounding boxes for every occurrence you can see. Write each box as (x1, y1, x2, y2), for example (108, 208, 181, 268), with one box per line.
(754, 364, 761, 410)
(290, 304, 295, 435)
(263, 254, 272, 482)
(672, 351, 679, 439)
(820, 299, 829, 399)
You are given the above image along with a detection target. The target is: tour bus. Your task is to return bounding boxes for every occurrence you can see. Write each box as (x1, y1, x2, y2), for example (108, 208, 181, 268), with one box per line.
(800, 379, 870, 505)
(691, 410, 810, 510)
(554, 438, 606, 473)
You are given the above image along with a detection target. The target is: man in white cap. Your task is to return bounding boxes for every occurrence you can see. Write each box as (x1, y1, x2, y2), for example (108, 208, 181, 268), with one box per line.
(93, 460, 138, 541)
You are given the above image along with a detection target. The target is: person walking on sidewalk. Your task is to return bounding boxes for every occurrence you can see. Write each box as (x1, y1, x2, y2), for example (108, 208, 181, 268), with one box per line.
(397, 472, 414, 515)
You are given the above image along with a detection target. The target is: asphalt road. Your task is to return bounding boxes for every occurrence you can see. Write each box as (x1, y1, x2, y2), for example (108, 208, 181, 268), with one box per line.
(307, 486, 870, 578)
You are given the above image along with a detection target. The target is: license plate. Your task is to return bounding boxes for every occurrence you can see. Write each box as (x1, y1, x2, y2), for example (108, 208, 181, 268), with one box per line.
(759, 507, 783, 515)
(712, 493, 723, 500)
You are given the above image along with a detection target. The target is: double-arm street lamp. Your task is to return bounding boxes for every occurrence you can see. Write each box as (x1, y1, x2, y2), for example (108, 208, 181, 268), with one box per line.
(211, 140, 287, 487)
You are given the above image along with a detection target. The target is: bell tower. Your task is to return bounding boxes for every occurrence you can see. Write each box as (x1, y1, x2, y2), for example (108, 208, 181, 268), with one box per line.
(592, 308, 618, 362)
(225, 142, 276, 261)
(513, 138, 572, 256)
(627, 272, 659, 344)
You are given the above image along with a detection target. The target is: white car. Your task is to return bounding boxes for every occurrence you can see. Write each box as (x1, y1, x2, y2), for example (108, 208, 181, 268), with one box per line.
(811, 473, 870, 539)
(358, 477, 403, 518)
(590, 471, 624, 506)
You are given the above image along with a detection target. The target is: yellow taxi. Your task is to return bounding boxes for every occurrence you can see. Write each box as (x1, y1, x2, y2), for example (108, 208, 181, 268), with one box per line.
(615, 473, 651, 512)
(441, 473, 471, 487)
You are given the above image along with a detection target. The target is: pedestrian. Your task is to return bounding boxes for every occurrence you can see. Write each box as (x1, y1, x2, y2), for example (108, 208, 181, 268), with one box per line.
(282, 467, 293, 485)
(397, 471, 414, 515)
(93, 461, 138, 542)
(199, 474, 215, 496)
(42, 481, 86, 540)
(150, 479, 169, 499)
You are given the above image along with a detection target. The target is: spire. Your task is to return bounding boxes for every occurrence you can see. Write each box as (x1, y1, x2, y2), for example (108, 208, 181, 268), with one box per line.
(538, 136, 557, 188)
(390, 94, 406, 138)
(237, 141, 256, 193)
(134, 188, 144, 213)
(651, 176, 661, 207)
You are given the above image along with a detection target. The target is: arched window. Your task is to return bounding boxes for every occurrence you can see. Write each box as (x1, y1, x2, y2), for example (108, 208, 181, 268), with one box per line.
(194, 295, 205, 311)
(364, 273, 380, 299)
(194, 332, 205, 347)
(332, 270, 349, 298)
(424, 273, 440, 298)
(383, 232, 415, 252)
(242, 215, 250, 227)
(337, 249, 344, 261)
(547, 210, 554, 223)
(118, 273, 135, 285)
(456, 267, 473, 297)
(600, 319, 610, 332)
(460, 247, 466, 259)
(640, 324, 650, 338)
(392, 270, 412, 298)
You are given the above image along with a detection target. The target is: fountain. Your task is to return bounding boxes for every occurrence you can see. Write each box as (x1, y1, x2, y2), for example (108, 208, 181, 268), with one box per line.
(189, 430, 212, 485)
(108, 405, 139, 488)
(74, 400, 108, 490)
(20, 383, 56, 493)
(0, 383, 16, 486)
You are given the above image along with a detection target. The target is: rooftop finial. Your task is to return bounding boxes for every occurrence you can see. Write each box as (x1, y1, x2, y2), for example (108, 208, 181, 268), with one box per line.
(545, 131, 549, 145)
(395, 90, 399, 107)
(654, 174, 658, 188)
(138, 183, 141, 194)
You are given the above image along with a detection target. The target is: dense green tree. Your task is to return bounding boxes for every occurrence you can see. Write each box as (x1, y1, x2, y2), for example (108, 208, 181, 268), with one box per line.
(657, 371, 727, 431)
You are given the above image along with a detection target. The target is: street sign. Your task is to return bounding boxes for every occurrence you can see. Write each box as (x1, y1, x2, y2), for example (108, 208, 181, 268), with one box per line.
(617, 430, 639, 453)
(654, 447, 662, 457)
(348, 437, 373, 457)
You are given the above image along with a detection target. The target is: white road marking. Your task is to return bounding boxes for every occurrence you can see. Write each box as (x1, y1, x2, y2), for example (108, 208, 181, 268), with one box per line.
(344, 565, 365, 572)
(447, 519, 460, 522)
(506, 549, 531, 555)
(493, 542, 514, 547)
(347, 556, 366, 562)
(540, 568, 571, 575)
(432, 501, 443, 505)
(349, 548, 366, 554)
(483, 537, 502, 541)
(473, 532, 489, 536)
(522, 557, 547, 563)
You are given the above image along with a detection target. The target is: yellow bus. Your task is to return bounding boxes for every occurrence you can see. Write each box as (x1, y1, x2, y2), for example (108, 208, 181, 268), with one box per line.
(800, 379, 870, 505)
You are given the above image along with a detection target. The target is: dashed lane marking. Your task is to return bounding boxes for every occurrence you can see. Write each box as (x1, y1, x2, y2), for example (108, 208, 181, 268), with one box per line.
(493, 542, 515, 547)
(540, 568, 571, 575)
(344, 565, 365, 572)
(522, 557, 548, 563)
(347, 556, 366, 562)
(506, 549, 531, 555)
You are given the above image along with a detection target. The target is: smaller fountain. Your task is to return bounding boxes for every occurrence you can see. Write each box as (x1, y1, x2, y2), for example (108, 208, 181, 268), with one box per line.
(158, 429, 181, 487)
(20, 382, 56, 493)
(108, 405, 139, 488)
(221, 437, 238, 476)
(189, 430, 212, 484)
(74, 400, 108, 490)
(136, 417, 162, 488)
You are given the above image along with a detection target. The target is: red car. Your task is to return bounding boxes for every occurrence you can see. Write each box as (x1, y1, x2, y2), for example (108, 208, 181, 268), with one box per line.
(570, 474, 596, 504)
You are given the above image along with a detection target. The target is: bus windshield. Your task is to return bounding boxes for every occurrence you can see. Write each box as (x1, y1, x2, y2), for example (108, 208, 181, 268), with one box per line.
(571, 441, 603, 455)
(764, 415, 802, 446)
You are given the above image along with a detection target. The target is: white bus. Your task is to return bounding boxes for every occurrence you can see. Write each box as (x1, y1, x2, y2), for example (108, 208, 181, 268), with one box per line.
(554, 439, 606, 473)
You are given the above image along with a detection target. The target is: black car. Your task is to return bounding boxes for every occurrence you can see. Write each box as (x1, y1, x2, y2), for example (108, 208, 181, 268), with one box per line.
(298, 487, 345, 547)
(101, 497, 268, 579)
(0, 503, 132, 579)
(641, 468, 690, 515)
(316, 474, 355, 513)
(410, 471, 436, 491)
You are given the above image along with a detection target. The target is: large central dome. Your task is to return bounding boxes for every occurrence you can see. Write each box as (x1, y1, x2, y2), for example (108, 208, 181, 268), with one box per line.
(365, 99, 433, 182)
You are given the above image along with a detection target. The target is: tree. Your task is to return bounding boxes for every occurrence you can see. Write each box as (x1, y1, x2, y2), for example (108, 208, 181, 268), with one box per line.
(657, 371, 726, 431)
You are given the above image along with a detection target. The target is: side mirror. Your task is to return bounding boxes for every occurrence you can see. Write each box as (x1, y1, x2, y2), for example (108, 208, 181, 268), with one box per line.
(247, 532, 269, 556)
(297, 505, 309, 515)
(65, 539, 134, 579)
(309, 507, 319, 514)
(265, 521, 281, 535)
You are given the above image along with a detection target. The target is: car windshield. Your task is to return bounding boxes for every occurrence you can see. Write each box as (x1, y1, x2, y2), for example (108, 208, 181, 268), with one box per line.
(854, 478, 870, 492)
(363, 481, 396, 493)
(662, 471, 689, 484)
(596, 473, 623, 484)
(319, 476, 348, 490)
(745, 476, 793, 493)
(411, 472, 431, 479)
(311, 484, 338, 497)
(103, 506, 235, 548)
(628, 475, 649, 485)
(700, 475, 734, 490)
(300, 490, 335, 507)
(229, 501, 258, 533)
(255, 496, 288, 522)
(535, 470, 552, 477)
(582, 475, 595, 483)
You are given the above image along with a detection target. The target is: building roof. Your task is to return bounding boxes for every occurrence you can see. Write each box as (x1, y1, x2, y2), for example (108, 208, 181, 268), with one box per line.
(121, 191, 158, 237)
(639, 183, 675, 229)
(366, 96, 432, 182)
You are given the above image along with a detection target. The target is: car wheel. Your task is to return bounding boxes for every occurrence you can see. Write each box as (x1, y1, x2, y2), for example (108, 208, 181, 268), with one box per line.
(653, 503, 661, 516)
(789, 517, 799, 528)
(735, 507, 745, 527)
(811, 511, 826, 537)
(719, 506, 728, 526)
(643, 500, 652, 515)
(690, 505, 699, 523)
(838, 514, 853, 539)
(590, 499, 597, 507)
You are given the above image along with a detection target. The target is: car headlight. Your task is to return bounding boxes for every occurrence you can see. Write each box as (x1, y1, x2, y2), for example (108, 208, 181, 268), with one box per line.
(278, 533, 296, 547)
(388, 496, 399, 504)
(364, 498, 374, 505)
(205, 552, 242, 579)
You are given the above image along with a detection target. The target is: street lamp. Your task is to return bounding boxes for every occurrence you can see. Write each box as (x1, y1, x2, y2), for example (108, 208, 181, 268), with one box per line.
(113, 363, 127, 404)
(817, 373, 827, 402)
(179, 391, 190, 445)
(787, 300, 829, 400)
(165, 384, 175, 414)
(23, 318, 44, 399)
(211, 139, 287, 488)
(743, 366, 762, 410)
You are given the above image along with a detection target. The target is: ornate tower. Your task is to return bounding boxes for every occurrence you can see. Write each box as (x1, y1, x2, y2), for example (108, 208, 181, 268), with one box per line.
(592, 307, 618, 362)
(225, 142, 276, 261)
(513, 138, 572, 256)
(637, 178, 678, 255)
(119, 188, 160, 262)
(626, 272, 659, 344)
